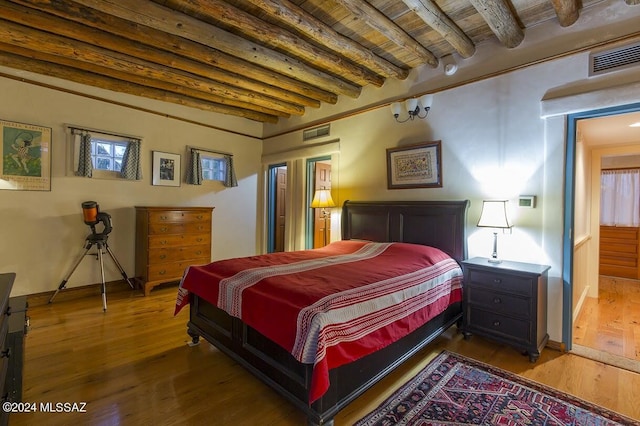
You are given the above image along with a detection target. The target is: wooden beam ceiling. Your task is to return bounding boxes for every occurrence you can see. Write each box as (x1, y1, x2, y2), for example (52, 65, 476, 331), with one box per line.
(0, 0, 636, 123)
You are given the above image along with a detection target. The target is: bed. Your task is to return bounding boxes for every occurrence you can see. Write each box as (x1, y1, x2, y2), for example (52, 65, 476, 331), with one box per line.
(176, 200, 469, 425)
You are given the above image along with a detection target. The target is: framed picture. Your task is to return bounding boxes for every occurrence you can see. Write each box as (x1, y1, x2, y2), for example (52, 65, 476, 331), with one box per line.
(0, 119, 52, 191)
(152, 151, 181, 186)
(386, 140, 442, 189)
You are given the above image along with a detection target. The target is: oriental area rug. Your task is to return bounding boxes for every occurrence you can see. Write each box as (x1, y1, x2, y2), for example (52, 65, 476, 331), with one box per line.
(355, 351, 638, 426)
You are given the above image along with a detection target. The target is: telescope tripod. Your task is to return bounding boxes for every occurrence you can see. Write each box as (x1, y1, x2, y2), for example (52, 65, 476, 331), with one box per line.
(50, 232, 134, 311)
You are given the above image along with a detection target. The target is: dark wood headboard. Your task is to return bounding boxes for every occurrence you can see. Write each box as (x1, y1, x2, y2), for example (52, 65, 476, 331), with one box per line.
(341, 200, 469, 264)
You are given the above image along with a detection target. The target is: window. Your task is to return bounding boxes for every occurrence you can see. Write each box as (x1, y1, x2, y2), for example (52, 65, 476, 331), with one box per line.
(201, 155, 226, 181)
(92, 137, 127, 171)
(70, 128, 141, 180)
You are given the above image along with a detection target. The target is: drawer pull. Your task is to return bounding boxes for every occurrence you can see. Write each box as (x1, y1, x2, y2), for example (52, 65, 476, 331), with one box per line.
(493, 320, 501, 327)
(159, 270, 166, 275)
(493, 297, 502, 304)
(197, 215, 203, 219)
(160, 215, 168, 220)
(1, 348, 10, 358)
(493, 278, 502, 284)
(195, 250, 202, 255)
(159, 254, 167, 260)
(160, 227, 168, 232)
(160, 240, 167, 245)
(197, 226, 204, 230)
(196, 238, 203, 242)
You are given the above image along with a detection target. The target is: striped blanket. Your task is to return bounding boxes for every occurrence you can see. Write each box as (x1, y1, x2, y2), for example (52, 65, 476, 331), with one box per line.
(175, 240, 463, 403)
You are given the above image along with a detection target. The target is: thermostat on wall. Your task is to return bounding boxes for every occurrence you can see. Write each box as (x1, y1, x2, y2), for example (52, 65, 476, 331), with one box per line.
(519, 195, 536, 208)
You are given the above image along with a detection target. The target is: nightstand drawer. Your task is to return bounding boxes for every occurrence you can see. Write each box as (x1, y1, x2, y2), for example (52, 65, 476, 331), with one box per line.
(466, 307, 531, 344)
(467, 286, 530, 318)
(467, 269, 534, 296)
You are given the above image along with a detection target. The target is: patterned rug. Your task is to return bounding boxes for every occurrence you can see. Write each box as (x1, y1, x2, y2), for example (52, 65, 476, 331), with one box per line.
(355, 350, 638, 426)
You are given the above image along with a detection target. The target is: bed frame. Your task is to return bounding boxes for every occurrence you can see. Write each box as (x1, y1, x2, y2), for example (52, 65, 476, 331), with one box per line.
(186, 200, 469, 425)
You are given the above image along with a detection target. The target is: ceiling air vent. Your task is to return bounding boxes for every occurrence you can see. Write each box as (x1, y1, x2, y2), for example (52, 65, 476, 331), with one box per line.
(303, 124, 330, 142)
(589, 41, 640, 76)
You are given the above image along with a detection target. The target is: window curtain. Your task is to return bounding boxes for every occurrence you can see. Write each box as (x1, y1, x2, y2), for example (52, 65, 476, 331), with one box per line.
(223, 154, 238, 187)
(185, 149, 202, 185)
(120, 139, 143, 180)
(75, 132, 93, 178)
(601, 168, 640, 226)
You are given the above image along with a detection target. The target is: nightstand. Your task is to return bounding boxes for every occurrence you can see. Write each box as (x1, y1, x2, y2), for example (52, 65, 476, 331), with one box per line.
(461, 257, 550, 362)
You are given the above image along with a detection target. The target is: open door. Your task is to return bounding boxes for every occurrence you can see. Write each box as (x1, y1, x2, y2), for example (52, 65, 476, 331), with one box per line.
(313, 162, 332, 248)
(267, 164, 287, 253)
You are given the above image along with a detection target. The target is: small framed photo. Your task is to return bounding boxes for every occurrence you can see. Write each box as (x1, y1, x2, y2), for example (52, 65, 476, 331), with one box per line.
(386, 140, 442, 189)
(152, 151, 181, 187)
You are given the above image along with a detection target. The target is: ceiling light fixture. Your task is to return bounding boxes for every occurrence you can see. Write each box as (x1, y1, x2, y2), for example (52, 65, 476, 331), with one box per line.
(390, 94, 433, 123)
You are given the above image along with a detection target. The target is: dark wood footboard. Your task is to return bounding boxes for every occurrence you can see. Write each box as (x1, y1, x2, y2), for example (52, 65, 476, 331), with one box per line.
(188, 295, 462, 425)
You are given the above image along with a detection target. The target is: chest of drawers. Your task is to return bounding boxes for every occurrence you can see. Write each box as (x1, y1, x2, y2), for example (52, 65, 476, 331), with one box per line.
(135, 207, 213, 296)
(461, 257, 550, 362)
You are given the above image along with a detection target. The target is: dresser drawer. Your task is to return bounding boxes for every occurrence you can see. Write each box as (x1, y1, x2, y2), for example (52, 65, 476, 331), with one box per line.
(148, 259, 209, 281)
(148, 233, 210, 248)
(148, 221, 211, 235)
(149, 210, 211, 224)
(148, 245, 211, 263)
(466, 307, 531, 344)
(467, 269, 533, 297)
(466, 286, 531, 318)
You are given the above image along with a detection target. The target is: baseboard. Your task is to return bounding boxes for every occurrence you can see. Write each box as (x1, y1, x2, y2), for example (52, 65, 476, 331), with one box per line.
(546, 339, 565, 352)
(26, 280, 141, 307)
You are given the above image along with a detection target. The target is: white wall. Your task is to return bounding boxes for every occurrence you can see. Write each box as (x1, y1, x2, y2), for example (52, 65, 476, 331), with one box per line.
(263, 54, 640, 344)
(0, 71, 262, 296)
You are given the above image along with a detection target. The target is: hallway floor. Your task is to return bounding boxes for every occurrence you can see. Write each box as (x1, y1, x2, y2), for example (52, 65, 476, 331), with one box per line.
(573, 275, 640, 370)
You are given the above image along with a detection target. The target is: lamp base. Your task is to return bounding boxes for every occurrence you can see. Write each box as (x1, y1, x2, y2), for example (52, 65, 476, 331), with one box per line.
(487, 257, 502, 264)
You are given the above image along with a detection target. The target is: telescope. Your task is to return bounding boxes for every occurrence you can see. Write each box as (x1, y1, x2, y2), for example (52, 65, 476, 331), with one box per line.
(81, 201, 112, 236)
(50, 201, 133, 311)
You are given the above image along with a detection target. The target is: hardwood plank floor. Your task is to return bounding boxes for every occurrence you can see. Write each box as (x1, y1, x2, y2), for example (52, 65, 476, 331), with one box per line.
(10, 285, 640, 425)
(574, 276, 640, 362)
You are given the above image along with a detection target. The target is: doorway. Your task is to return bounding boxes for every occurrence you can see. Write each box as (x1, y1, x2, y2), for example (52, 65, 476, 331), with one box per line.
(306, 156, 332, 249)
(267, 164, 287, 253)
(566, 105, 640, 370)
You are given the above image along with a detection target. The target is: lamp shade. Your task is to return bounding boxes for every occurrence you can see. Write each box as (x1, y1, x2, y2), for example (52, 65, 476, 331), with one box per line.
(418, 94, 433, 109)
(477, 200, 512, 229)
(405, 98, 419, 112)
(310, 189, 335, 209)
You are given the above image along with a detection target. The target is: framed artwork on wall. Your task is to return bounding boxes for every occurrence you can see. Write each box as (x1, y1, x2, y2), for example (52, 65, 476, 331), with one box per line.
(0, 119, 52, 191)
(152, 151, 181, 187)
(386, 140, 442, 189)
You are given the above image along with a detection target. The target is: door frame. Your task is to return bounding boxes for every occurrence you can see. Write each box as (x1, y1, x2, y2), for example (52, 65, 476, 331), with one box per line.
(305, 156, 331, 249)
(266, 162, 286, 253)
(562, 101, 640, 350)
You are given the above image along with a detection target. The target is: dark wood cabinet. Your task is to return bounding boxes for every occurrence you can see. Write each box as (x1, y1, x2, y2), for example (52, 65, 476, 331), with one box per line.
(462, 257, 550, 362)
(135, 207, 213, 296)
(0, 274, 28, 426)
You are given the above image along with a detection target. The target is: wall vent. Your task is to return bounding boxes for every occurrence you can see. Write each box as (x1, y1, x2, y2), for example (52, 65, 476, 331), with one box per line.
(303, 124, 330, 141)
(589, 41, 640, 76)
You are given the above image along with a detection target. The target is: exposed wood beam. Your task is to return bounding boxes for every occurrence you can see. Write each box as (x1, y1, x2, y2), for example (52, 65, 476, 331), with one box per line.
(0, 50, 279, 123)
(159, 0, 385, 88)
(1, 1, 318, 110)
(9, 0, 336, 105)
(0, 19, 303, 116)
(549, 0, 580, 27)
(242, 0, 409, 81)
(401, 0, 476, 58)
(331, 0, 439, 67)
(467, 0, 524, 48)
(70, 0, 362, 98)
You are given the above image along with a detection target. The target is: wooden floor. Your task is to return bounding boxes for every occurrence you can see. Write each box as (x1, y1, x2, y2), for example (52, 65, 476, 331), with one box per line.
(10, 284, 640, 425)
(574, 276, 640, 362)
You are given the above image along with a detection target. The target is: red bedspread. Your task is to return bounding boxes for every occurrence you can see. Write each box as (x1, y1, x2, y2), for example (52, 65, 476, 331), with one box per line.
(175, 240, 462, 403)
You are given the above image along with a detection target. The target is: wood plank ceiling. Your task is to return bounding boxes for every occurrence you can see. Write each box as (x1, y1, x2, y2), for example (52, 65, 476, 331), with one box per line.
(0, 0, 637, 123)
